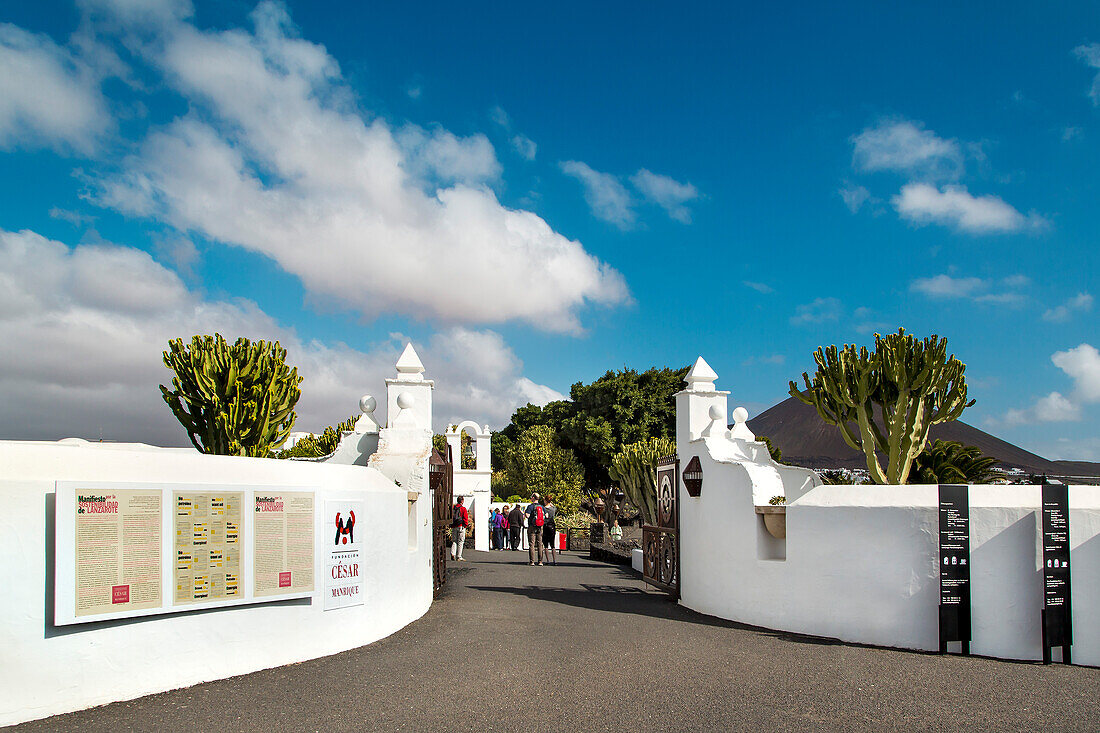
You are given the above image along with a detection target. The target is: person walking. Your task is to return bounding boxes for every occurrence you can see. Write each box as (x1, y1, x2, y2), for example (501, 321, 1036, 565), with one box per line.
(541, 495, 558, 565)
(508, 503, 524, 550)
(451, 496, 469, 561)
(525, 493, 545, 565)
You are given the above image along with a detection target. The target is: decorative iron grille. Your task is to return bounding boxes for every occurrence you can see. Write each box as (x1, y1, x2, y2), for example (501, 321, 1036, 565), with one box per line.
(643, 455, 679, 597)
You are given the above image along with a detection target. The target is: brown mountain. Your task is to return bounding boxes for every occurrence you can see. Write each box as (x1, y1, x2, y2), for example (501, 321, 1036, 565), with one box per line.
(747, 397, 1100, 479)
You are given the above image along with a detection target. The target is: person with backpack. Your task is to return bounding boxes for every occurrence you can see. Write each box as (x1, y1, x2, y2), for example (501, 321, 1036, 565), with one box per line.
(508, 503, 524, 551)
(540, 495, 558, 565)
(451, 496, 469, 561)
(525, 492, 545, 565)
(498, 507, 510, 551)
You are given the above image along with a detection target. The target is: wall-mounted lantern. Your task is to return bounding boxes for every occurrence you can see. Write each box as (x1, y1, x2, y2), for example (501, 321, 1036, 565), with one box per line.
(683, 456, 703, 497)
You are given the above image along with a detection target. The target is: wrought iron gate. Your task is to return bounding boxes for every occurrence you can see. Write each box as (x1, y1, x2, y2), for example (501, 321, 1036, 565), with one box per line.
(429, 447, 453, 597)
(643, 455, 679, 597)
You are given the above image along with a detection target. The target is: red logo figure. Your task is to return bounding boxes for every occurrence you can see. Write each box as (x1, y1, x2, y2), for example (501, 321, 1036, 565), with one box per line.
(334, 510, 355, 545)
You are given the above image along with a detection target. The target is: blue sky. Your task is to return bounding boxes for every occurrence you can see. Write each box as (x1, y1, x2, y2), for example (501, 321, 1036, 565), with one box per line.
(0, 0, 1098, 460)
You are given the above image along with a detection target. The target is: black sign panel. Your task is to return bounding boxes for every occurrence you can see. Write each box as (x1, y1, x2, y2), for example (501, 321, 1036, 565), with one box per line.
(938, 484, 971, 652)
(1041, 483, 1072, 660)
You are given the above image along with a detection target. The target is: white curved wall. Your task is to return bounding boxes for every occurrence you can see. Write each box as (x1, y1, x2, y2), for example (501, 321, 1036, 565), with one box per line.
(678, 439, 1100, 665)
(0, 440, 434, 726)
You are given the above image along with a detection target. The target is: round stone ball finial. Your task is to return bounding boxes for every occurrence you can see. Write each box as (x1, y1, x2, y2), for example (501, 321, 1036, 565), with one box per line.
(396, 392, 415, 410)
(709, 404, 725, 421)
(732, 406, 749, 424)
(359, 394, 376, 413)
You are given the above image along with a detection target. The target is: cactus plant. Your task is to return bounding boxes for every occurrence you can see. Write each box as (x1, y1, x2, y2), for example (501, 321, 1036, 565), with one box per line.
(608, 437, 676, 527)
(160, 334, 302, 457)
(789, 329, 974, 485)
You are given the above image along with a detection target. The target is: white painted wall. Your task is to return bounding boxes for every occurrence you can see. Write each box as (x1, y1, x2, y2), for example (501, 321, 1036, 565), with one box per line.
(0, 439, 434, 726)
(674, 357, 1100, 666)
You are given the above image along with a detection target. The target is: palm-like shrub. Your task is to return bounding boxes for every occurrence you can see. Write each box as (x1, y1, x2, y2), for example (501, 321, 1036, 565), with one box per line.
(276, 415, 357, 459)
(906, 440, 998, 484)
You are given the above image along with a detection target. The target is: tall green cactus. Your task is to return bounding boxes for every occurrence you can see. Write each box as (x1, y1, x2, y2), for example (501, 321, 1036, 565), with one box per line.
(160, 334, 302, 457)
(608, 437, 676, 526)
(789, 329, 974, 485)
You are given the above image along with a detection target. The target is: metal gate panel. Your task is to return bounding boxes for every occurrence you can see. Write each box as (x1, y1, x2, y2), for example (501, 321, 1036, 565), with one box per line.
(429, 447, 453, 597)
(642, 455, 679, 597)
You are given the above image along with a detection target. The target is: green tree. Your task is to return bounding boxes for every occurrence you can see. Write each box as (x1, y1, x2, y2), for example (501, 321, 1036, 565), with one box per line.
(789, 329, 973, 485)
(907, 440, 998, 484)
(276, 415, 357, 459)
(503, 425, 585, 514)
(160, 334, 302, 457)
(492, 366, 689, 489)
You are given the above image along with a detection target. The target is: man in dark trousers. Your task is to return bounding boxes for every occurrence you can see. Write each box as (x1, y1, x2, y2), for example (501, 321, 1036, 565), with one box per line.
(508, 503, 524, 550)
(525, 492, 545, 565)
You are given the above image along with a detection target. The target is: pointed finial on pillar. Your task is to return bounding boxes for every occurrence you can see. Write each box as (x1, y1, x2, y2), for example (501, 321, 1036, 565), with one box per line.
(685, 356, 718, 392)
(395, 343, 425, 382)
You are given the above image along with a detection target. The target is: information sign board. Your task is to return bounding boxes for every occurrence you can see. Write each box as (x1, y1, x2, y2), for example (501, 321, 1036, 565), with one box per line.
(254, 492, 315, 597)
(938, 484, 971, 653)
(1041, 482, 1072, 663)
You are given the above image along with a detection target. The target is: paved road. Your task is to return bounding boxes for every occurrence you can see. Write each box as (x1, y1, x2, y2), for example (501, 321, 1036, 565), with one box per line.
(13, 550, 1100, 732)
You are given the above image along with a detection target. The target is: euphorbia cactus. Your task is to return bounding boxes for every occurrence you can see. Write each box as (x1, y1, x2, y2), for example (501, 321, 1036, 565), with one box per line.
(160, 334, 302, 457)
(608, 437, 676, 526)
(789, 329, 973, 485)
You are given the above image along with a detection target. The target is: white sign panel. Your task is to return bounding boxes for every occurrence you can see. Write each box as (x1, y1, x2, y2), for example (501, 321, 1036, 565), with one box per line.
(325, 500, 364, 610)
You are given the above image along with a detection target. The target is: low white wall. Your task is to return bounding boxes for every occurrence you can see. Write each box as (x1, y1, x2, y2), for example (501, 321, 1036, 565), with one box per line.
(678, 439, 1100, 665)
(0, 440, 434, 726)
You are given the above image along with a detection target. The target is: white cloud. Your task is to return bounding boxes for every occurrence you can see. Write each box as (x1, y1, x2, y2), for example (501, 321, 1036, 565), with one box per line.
(87, 1, 626, 334)
(559, 160, 635, 229)
(0, 227, 562, 444)
(910, 273, 1029, 305)
(910, 274, 986, 299)
(629, 168, 699, 223)
(839, 183, 871, 213)
(1042, 292, 1093, 323)
(1053, 343, 1100, 403)
(1073, 43, 1100, 106)
(396, 125, 501, 185)
(743, 281, 773, 294)
(851, 119, 963, 180)
(893, 183, 1046, 234)
(49, 207, 96, 227)
(743, 354, 785, 366)
(995, 343, 1100, 427)
(0, 23, 109, 152)
(489, 105, 510, 128)
(510, 134, 536, 161)
(790, 297, 842, 326)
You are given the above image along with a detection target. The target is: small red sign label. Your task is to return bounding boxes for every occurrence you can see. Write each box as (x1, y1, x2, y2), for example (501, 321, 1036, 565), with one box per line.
(111, 585, 129, 604)
(278, 571, 292, 588)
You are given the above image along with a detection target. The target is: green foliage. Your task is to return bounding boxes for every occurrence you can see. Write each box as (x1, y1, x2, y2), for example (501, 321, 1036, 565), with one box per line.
(769, 495, 786, 505)
(907, 439, 999, 484)
(817, 469, 848, 485)
(432, 429, 475, 468)
(493, 365, 689, 489)
(502, 425, 585, 514)
(759, 435, 783, 463)
(276, 415, 357, 459)
(505, 494, 526, 504)
(160, 334, 302, 457)
(790, 329, 974, 485)
(554, 511, 597, 532)
(607, 437, 677, 527)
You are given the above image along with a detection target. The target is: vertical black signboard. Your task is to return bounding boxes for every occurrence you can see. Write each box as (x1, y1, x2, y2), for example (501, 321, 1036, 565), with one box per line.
(1041, 482, 1072, 664)
(939, 484, 971, 654)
